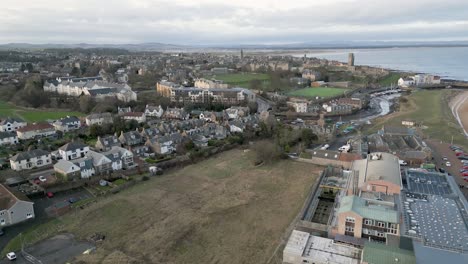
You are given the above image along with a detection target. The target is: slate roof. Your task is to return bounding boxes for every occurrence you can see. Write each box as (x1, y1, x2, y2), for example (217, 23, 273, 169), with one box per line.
(72, 157, 94, 171)
(0, 183, 32, 210)
(10, 149, 50, 162)
(59, 141, 88, 152)
(0, 117, 25, 125)
(0, 131, 17, 140)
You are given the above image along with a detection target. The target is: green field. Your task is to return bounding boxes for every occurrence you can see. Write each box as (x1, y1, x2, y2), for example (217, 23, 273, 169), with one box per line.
(368, 89, 467, 149)
(0, 101, 84, 122)
(288, 87, 347, 98)
(214, 73, 270, 87)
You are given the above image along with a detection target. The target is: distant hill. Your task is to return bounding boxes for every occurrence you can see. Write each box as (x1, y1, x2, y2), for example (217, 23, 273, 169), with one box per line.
(1, 41, 468, 52)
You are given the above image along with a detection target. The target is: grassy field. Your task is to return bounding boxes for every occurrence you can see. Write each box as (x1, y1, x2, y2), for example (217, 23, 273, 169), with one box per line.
(214, 73, 270, 87)
(0, 101, 84, 122)
(4, 148, 321, 263)
(367, 89, 468, 149)
(288, 87, 347, 98)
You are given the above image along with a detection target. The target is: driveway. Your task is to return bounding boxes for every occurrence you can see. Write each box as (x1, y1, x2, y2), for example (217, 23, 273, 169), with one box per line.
(0, 188, 92, 251)
(0, 233, 94, 264)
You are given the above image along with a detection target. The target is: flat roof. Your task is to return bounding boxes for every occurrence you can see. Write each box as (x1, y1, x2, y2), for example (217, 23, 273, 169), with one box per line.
(406, 170, 452, 196)
(403, 194, 468, 251)
(338, 195, 399, 223)
(353, 152, 401, 188)
(284, 231, 360, 264)
(362, 242, 416, 264)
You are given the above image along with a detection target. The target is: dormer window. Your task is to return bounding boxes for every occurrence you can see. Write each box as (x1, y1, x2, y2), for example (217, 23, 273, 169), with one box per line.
(80, 162, 85, 167)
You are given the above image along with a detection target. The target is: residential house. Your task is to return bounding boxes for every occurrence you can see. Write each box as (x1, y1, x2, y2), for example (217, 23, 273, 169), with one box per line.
(146, 135, 174, 155)
(122, 112, 146, 123)
(0, 184, 35, 226)
(71, 158, 95, 178)
(145, 105, 164, 118)
(287, 101, 308, 113)
(85, 112, 113, 126)
(398, 77, 415, 88)
(103, 146, 135, 170)
(16, 123, 56, 140)
(141, 127, 160, 140)
(164, 107, 189, 120)
(0, 132, 18, 146)
(85, 150, 112, 175)
(10, 149, 52, 171)
(53, 116, 81, 132)
(0, 117, 27, 132)
(53, 159, 82, 180)
(131, 145, 151, 157)
(118, 106, 132, 115)
(95, 135, 121, 151)
(119, 130, 143, 147)
(58, 141, 90, 161)
(191, 134, 209, 148)
(228, 120, 244, 133)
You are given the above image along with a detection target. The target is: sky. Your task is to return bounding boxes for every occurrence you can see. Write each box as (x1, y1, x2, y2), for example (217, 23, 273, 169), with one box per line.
(1, 0, 468, 45)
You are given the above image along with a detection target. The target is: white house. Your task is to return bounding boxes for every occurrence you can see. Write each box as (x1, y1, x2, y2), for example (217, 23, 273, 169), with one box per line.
(145, 105, 164, 118)
(85, 113, 113, 126)
(0, 132, 19, 146)
(53, 160, 82, 179)
(103, 146, 135, 170)
(10, 149, 52, 171)
(0, 184, 35, 227)
(0, 117, 27, 132)
(287, 101, 308, 113)
(58, 141, 90, 161)
(122, 112, 146, 123)
(398, 77, 415, 88)
(53, 116, 81, 132)
(16, 123, 56, 140)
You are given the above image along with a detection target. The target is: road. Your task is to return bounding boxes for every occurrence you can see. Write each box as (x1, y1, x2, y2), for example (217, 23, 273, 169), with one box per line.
(450, 90, 468, 137)
(0, 188, 92, 251)
(0, 234, 94, 264)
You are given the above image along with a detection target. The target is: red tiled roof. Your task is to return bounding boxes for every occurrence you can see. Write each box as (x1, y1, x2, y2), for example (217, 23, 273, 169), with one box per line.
(17, 123, 54, 132)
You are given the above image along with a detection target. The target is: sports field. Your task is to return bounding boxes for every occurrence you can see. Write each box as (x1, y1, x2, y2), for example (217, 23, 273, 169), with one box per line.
(0, 101, 84, 122)
(214, 73, 270, 87)
(288, 87, 347, 98)
(3, 148, 322, 263)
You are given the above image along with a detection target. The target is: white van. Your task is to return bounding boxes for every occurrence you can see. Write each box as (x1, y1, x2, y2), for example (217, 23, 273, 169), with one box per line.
(338, 145, 351, 153)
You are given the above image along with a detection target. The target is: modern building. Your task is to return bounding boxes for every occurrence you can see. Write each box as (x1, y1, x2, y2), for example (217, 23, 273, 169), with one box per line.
(10, 149, 52, 171)
(283, 230, 361, 264)
(0, 184, 35, 226)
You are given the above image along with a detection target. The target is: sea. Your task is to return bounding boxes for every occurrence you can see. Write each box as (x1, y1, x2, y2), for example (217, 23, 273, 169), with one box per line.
(293, 46, 468, 81)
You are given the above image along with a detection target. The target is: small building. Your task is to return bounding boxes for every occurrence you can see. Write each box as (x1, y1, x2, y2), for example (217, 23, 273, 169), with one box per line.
(145, 105, 164, 118)
(16, 123, 56, 140)
(0, 184, 35, 226)
(10, 149, 52, 171)
(85, 112, 113, 126)
(0, 117, 27, 132)
(53, 116, 81, 132)
(398, 77, 415, 88)
(53, 159, 81, 180)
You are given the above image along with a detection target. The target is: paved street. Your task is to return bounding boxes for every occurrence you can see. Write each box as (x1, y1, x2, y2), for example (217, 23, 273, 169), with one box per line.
(0, 233, 94, 264)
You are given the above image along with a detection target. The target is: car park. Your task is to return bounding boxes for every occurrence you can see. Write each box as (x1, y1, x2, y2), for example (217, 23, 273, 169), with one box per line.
(6, 252, 16, 261)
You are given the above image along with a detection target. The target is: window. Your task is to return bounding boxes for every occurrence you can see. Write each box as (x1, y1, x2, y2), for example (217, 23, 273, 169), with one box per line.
(345, 217, 355, 223)
(377, 232, 385, 238)
(113, 153, 119, 158)
(345, 226, 354, 232)
(80, 162, 85, 167)
(364, 219, 372, 225)
(377, 222, 385, 228)
(37, 160, 43, 165)
(26, 213, 33, 219)
(0, 219, 5, 225)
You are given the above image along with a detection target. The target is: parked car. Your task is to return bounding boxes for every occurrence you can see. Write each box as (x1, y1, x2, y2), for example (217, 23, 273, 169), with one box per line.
(439, 168, 446, 173)
(462, 172, 468, 177)
(456, 152, 465, 156)
(442, 156, 448, 161)
(399, 160, 408, 166)
(458, 156, 468, 160)
(39, 176, 47, 182)
(445, 161, 452, 167)
(68, 197, 80, 204)
(450, 145, 460, 150)
(0, 228, 4, 236)
(46, 192, 54, 198)
(6, 252, 16, 261)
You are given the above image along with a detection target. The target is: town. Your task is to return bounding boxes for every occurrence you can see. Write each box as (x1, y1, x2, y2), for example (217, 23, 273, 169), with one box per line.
(0, 46, 468, 264)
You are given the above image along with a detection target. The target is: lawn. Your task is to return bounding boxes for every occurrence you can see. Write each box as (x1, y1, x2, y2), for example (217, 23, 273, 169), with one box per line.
(214, 73, 270, 87)
(4, 148, 322, 263)
(288, 87, 348, 98)
(0, 100, 84, 122)
(367, 89, 468, 149)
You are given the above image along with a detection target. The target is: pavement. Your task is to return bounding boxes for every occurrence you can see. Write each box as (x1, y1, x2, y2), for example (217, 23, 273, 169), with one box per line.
(0, 233, 94, 264)
(0, 188, 92, 251)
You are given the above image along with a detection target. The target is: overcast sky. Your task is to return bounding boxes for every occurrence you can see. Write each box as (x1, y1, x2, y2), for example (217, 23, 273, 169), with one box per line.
(1, 0, 468, 45)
